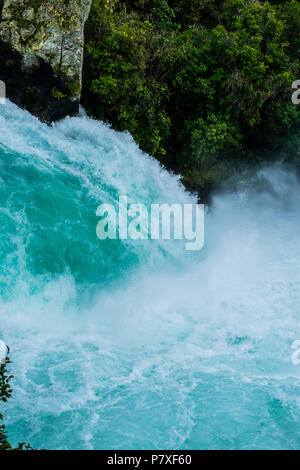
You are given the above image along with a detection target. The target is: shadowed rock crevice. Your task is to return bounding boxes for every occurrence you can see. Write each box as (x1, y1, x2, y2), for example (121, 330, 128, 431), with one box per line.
(0, 39, 78, 121)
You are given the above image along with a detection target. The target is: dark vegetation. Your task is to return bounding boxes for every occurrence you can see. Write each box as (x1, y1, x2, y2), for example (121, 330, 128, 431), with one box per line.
(0, 359, 13, 450)
(82, 0, 300, 198)
(0, 356, 32, 450)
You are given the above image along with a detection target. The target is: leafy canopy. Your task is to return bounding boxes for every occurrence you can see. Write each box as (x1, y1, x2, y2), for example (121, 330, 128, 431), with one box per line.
(82, 0, 300, 195)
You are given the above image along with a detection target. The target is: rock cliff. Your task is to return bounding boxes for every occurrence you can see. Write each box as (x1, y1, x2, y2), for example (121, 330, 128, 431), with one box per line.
(0, 0, 92, 121)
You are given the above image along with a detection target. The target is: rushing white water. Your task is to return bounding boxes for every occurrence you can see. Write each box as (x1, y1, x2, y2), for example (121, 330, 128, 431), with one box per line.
(0, 101, 300, 450)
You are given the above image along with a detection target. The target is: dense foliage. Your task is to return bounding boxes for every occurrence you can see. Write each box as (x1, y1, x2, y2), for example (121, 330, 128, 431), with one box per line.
(82, 0, 300, 196)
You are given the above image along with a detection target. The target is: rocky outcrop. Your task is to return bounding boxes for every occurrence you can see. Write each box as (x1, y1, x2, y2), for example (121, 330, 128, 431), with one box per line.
(0, 0, 92, 122)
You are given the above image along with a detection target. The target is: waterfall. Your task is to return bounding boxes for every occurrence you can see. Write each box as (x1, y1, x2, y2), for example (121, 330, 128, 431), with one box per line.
(0, 101, 300, 450)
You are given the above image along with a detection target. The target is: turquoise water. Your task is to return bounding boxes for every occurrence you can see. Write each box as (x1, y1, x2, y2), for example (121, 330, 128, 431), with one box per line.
(1, 102, 300, 450)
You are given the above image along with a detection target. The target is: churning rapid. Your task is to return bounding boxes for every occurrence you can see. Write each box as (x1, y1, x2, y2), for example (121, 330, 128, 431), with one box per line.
(1, 101, 300, 450)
